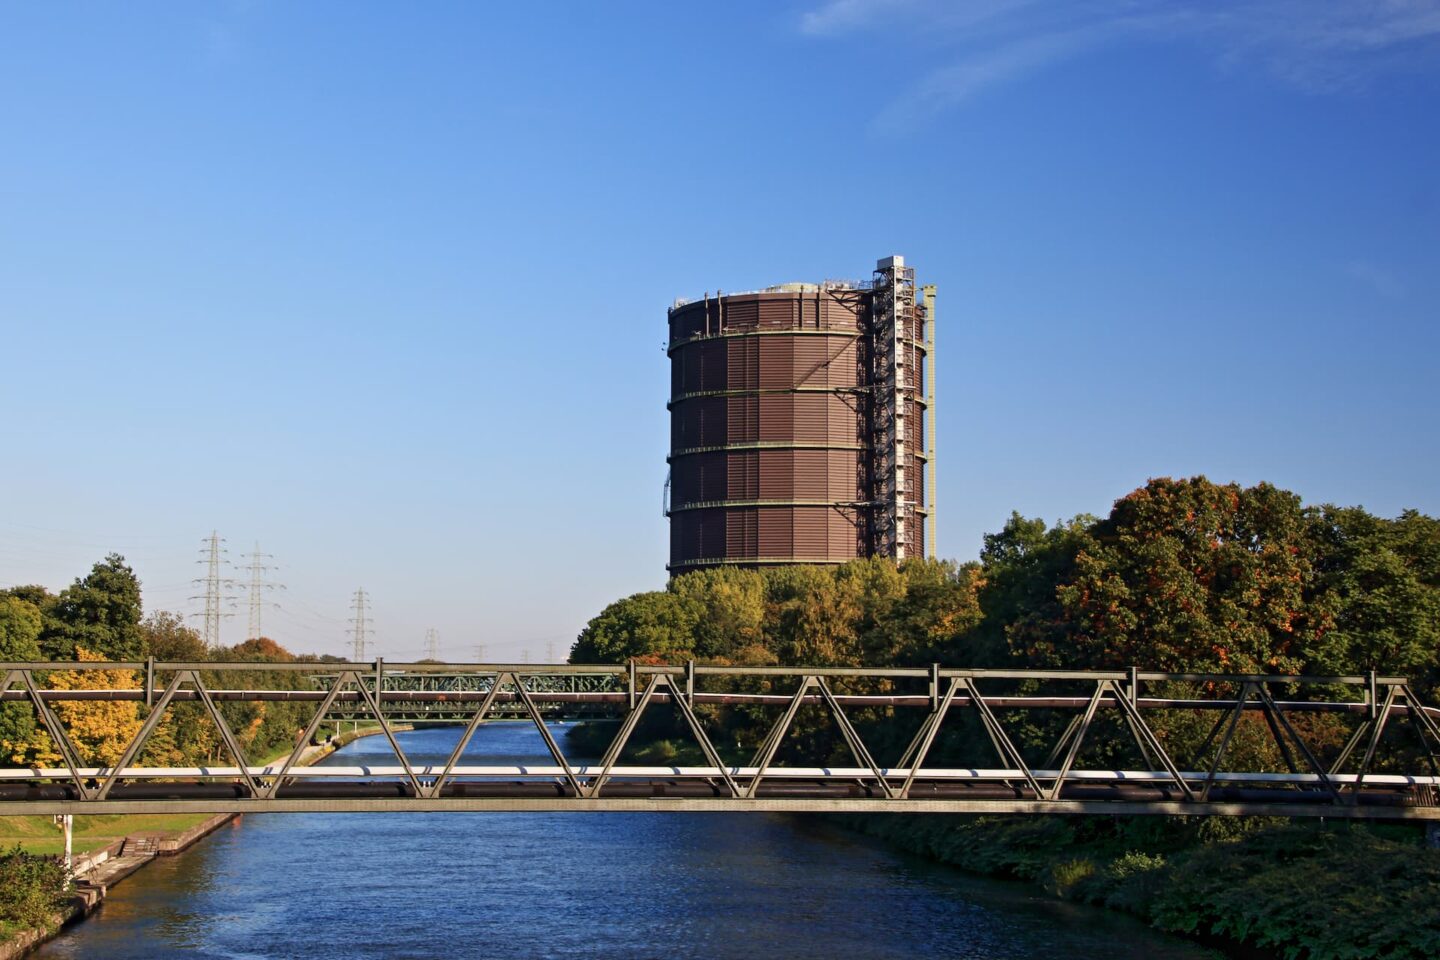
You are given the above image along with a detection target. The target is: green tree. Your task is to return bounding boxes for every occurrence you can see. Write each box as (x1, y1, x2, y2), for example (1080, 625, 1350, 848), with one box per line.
(1046, 478, 1326, 673)
(0, 596, 43, 759)
(867, 557, 983, 666)
(972, 512, 1093, 667)
(42, 553, 144, 661)
(666, 567, 766, 662)
(140, 610, 208, 661)
(1307, 506, 1440, 689)
(570, 591, 699, 663)
(133, 612, 216, 766)
(0, 584, 53, 611)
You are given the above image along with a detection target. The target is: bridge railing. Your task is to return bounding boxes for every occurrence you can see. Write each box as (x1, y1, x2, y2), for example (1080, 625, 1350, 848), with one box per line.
(1, 661, 1437, 817)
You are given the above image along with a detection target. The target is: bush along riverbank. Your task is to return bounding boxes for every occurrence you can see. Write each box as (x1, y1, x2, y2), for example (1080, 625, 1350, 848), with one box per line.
(0, 846, 69, 958)
(839, 814, 1440, 959)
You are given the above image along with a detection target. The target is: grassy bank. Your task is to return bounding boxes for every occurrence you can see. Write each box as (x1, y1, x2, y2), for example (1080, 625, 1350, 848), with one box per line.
(0, 814, 211, 857)
(841, 814, 1440, 959)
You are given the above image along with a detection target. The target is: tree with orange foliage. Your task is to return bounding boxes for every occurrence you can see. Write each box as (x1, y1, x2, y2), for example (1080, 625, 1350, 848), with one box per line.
(45, 647, 145, 766)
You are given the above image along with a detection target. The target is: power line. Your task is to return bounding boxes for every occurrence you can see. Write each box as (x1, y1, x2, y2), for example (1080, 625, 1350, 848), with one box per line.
(243, 543, 285, 641)
(348, 588, 372, 661)
(190, 532, 234, 648)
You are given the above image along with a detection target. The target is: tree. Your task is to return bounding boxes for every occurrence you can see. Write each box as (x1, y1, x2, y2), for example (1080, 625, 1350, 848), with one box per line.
(45, 647, 144, 766)
(666, 567, 766, 662)
(42, 553, 144, 661)
(0, 585, 53, 611)
(761, 564, 861, 666)
(0, 595, 42, 662)
(0, 596, 43, 760)
(569, 591, 699, 663)
(1307, 506, 1440, 689)
(864, 558, 983, 666)
(1045, 478, 1326, 673)
(140, 611, 207, 661)
(973, 512, 1093, 667)
(230, 637, 294, 662)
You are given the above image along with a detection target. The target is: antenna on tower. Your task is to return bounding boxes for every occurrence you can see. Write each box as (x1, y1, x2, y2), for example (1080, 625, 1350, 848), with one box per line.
(190, 531, 234, 648)
(424, 627, 440, 661)
(243, 543, 285, 641)
(348, 589, 372, 661)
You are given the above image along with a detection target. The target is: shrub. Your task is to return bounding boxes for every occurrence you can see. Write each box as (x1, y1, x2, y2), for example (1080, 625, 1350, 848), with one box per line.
(1049, 858, 1095, 895)
(0, 845, 68, 929)
(1108, 849, 1166, 881)
(1149, 825, 1440, 959)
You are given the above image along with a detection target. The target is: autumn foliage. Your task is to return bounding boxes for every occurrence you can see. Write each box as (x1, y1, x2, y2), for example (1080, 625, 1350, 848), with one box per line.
(44, 647, 145, 766)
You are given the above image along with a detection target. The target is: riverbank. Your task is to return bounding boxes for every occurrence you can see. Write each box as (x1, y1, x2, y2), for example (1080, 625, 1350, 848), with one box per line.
(0, 722, 410, 958)
(839, 813, 1440, 960)
(0, 812, 238, 960)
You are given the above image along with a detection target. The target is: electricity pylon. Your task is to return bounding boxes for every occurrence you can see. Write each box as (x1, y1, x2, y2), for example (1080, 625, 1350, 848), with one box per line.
(190, 532, 234, 648)
(348, 589, 371, 661)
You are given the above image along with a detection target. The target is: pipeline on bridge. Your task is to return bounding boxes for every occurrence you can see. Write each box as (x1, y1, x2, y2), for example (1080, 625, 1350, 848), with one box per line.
(1, 660, 1437, 817)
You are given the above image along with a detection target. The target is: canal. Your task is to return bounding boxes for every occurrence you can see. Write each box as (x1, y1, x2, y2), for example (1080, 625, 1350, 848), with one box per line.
(35, 724, 1221, 959)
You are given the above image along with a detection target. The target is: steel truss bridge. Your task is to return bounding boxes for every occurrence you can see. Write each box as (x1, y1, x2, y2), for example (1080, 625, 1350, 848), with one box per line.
(306, 669, 622, 721)
(2, 660, 1438, 818)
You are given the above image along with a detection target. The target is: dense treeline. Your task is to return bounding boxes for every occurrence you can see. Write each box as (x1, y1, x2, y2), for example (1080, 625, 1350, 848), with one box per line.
(575, 476, 1440, 686)
(570, 475, 1440, 773)
(0, 554, 342, 766)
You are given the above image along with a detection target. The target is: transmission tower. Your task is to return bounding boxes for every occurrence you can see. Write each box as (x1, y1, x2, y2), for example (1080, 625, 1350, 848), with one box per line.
(472, 642, 486, 663)
(424, 627, 440, 660)
(190, 532, 233, 648)
(243, 543, 284, 641)
(546, 640, 557, 664)
(348, 589, 372, 661)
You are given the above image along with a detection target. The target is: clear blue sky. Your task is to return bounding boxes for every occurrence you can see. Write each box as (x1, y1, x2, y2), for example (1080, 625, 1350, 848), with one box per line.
(2, 1, 1437, 660)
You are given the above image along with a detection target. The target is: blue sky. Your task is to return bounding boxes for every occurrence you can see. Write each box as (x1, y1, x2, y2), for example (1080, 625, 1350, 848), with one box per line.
(1, 1, 1437, 659)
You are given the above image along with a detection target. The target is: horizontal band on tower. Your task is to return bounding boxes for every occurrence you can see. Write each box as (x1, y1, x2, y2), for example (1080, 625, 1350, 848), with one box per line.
(667, 328, 868, 355)
(668, 441, 867, 460)
(667, 556, 856, 570)
(667, 498, 866, 514)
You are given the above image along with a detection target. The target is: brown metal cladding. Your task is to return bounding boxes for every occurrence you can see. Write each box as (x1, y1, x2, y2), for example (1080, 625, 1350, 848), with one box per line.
(669, 290, 869, 571)
(668, 272, 930, 573)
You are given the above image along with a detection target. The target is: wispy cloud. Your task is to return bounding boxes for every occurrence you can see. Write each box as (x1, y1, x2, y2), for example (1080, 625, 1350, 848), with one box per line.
(800, 0, 920, 35)
(800, 0, 1440, 123)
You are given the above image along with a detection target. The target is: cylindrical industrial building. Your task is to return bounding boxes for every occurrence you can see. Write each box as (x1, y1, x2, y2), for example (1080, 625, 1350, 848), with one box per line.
(667, 256, 933, 573)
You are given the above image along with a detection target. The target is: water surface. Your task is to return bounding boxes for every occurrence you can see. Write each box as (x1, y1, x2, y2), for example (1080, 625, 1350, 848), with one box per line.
(36, 724, 1221, 959)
